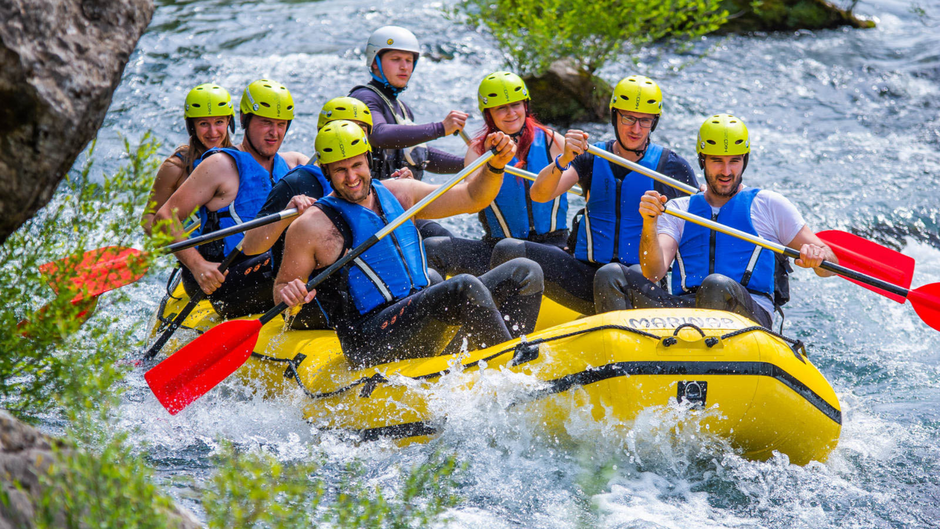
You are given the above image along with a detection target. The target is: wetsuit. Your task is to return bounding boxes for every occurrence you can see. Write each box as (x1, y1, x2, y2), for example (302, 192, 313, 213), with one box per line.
(310, 181, 544, 368)
(350, 80, 462, 239)
(425, 127, 568, 277)
(180, 148, 290, 319)
(593, 187, 800, 328)
(490, 139, 697, 315)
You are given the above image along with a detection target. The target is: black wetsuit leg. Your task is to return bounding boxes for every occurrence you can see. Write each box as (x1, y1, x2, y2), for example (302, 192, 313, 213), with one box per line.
(415, 219, 453, 238)
(181, 251, 276, 319)
(696, 274, 773, 328)
(593, 265, 772, 328)
(424, 236, 496, 277)
(337, 258, 543, 368)
(593, 263, 695, 313)
(490, 238, 599, 315)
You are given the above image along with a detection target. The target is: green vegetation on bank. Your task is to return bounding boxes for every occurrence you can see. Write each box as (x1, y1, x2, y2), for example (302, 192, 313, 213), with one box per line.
(1, 135, 465, 527)
(451, 0, 729, 76)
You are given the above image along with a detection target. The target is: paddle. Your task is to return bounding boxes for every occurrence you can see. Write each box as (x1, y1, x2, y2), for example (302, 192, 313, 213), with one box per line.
(458, 130, 584, 196)
(585, 144, 918, 296)
(662, 205, 940, 331)
(36, 208, 302, 304)
(145, 149, 498, 414)
(815, 230, 914, 303)
(137, 244, 245, 365)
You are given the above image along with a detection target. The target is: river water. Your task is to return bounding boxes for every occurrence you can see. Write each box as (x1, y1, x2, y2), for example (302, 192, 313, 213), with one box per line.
(84, 0, 940, 525)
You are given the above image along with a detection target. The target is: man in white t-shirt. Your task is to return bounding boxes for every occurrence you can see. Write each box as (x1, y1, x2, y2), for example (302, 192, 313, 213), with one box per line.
(593, 114, 837, 327)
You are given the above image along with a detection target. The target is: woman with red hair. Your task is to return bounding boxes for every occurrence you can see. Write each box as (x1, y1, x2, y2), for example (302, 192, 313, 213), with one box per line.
(425, 71, 568, 277)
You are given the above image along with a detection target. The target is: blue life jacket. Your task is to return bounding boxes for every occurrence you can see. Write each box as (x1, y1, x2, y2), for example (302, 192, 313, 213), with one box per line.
(480, 128, 568, 239)
(574, 141, 665, 265)
(318, 180, 430, 316)
(197, 147, 289, 256)
(672, 188, 775, 299)
(289, 164, 333, 196)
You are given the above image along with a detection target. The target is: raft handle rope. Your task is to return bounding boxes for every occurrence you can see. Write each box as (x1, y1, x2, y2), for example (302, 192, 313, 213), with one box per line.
(715, 325, 807, 361)
(258, 323, 809, 401)
(662, 323, 717, 347)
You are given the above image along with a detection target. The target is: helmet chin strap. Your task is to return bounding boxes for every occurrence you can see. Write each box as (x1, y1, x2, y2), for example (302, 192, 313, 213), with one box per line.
(371, 59, 407, 97)
(617, 134, 650, 159)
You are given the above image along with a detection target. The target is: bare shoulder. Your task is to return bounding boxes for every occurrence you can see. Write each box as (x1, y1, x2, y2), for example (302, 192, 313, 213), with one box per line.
(281, 150, 309, 168)
(383, 178, 434, 210)
(191, 150, 237, 183)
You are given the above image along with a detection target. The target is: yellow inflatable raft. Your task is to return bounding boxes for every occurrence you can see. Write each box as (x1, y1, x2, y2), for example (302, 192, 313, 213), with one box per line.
(150, 284, 841, 465)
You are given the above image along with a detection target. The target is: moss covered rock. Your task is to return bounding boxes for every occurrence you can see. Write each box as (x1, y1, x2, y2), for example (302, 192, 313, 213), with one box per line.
(720, 0, 873, 32)
(524, 59, 613, 126)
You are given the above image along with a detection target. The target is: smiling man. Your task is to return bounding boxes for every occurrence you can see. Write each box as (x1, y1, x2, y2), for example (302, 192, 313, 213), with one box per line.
(593, 114, 837, 328)
(274, 121, 544, 368)
(155, 79, 307, 319)
(490, 75, 698, 316)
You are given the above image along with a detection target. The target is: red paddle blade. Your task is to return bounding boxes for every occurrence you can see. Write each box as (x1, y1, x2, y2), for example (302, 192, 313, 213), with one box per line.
(17, 297, 100, 337)
(817, 230, 914, 304)
(145, 319, 263, 415)
(39, 246, 147, 302)
(908, 283, 940, 332)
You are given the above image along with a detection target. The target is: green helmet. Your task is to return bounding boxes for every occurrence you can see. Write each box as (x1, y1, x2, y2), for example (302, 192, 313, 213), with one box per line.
(697, 114, 750, 156)
(478, 71, 530, 112)
(184, 84, 235, 134)
(239, 79, 294, 121)
(315, 120, 372, 166)
(610, 75, 663, 115)
(318, 97, 373, 134)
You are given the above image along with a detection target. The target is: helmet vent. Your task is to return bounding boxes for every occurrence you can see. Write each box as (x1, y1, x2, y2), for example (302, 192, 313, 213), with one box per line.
(646, 99, 656, 104)
(192, 103, 201, 108)
(196, 87, 204, 91)
(263, 84, 272, 88)
(706, 140, 717, 145)
(513, 87, 522, 92)
(287, 105, 293, 111)
(323, 147, 334, 153)
(260, 102, 271, 108)
(217, 102, 226, 107)
(351, 139, 361, 146)
(734, 140, 743, 145)
(488, 92, 499, 98)
(628, 78, 637, 83)
(337, 106, 348, 111)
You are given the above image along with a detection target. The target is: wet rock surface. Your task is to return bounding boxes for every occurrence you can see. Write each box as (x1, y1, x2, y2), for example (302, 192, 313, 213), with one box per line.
(0, 0, 155, 243)
(0, 409, 200, 528)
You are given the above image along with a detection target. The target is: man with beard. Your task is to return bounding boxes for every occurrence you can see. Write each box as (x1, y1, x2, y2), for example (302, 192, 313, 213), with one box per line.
(490, 75, 698, 316)
(156, 79, 307, 318)
(593, 114, 837, 328)
(274, 121, 544, 368)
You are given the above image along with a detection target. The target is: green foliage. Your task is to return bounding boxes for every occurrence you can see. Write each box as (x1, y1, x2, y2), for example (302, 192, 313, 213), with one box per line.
(35, 425, 179, 529)
(0, 133, 166, 420)
(203, 444, 465, 528)
(451, 0, 728, 75)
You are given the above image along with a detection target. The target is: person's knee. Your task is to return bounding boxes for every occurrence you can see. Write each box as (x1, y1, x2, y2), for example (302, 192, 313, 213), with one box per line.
(497, 257, 544, 297)
(490, 238, 527, 268)
(447, 274, 493, 306)
(594, 263, 627, 292)
(696, 274, 740, 306)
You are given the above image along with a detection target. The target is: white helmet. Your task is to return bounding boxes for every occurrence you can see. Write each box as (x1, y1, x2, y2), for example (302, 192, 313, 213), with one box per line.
(365, 26, 421, 72)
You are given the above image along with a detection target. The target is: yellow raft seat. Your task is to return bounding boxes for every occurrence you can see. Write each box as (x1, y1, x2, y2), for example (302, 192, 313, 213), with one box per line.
(150, 284, 841, 465)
